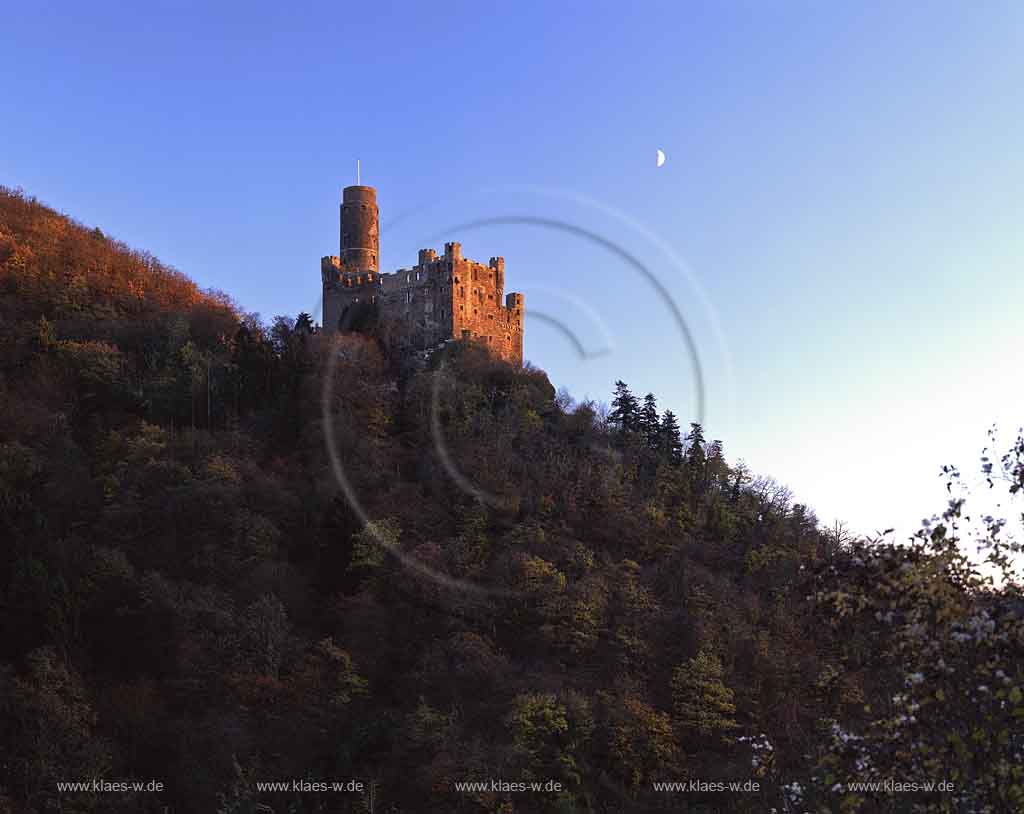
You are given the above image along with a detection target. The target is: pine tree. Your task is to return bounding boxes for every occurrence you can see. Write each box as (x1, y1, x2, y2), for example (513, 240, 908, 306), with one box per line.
(684, 422, 708, 496)
(608, 380, 640, 434)
(671, 648, 738, 743)
(705, 439, 725, 491)
(685, 422, 706, 468)
(659, 410, 683, 464)
(294, 311, 315, 335)
(639, 393, 660, 448)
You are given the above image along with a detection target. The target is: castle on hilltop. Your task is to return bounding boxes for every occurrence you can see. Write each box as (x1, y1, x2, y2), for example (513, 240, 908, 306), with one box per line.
(320, 186, 524, 365)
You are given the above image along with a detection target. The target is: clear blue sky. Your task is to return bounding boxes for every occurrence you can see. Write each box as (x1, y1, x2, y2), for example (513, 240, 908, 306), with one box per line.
(3, 1, 1022, 538)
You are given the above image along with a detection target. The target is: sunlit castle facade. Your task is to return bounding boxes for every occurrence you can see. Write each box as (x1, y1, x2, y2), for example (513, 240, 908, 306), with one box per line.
(320, 186, 523, 365)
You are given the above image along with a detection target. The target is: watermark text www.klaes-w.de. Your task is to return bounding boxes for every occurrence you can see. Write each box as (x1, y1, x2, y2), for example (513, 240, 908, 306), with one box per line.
(839, 779, 955, 793)
(454, 779, 564, 793)
(254, 779, 366, 792)
(56, 779, 164, 793)
(652, 779, 761, 792)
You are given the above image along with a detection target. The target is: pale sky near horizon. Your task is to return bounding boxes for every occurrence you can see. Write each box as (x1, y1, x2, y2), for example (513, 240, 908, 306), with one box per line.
(2, 2, 1022, 541)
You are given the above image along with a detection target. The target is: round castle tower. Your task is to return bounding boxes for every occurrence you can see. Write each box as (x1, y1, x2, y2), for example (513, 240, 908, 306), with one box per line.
(340, 185, 379, 273)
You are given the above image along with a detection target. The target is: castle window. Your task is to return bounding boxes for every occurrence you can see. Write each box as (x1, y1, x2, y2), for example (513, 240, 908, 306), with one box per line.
(460, 287, 465, 297)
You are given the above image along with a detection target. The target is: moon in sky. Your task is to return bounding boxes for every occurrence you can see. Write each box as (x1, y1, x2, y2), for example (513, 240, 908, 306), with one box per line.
(656, 149, 666, 168)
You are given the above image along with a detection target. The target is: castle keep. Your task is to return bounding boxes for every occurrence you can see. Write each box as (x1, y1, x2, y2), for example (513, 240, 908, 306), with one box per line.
(321, 186, 524, 365)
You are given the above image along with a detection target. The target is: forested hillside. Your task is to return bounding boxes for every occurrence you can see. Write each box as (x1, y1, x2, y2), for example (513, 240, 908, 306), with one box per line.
(1, 186, 1022, 813)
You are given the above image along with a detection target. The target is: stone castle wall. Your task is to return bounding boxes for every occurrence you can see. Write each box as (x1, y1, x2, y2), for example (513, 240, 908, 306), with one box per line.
(321, 188, 523, 365)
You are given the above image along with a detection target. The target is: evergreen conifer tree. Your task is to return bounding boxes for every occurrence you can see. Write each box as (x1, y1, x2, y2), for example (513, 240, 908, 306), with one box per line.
(609, 380, 640, 434)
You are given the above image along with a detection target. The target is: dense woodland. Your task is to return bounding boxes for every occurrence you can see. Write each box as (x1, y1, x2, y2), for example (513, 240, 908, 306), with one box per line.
(1, 186, 1022, 813)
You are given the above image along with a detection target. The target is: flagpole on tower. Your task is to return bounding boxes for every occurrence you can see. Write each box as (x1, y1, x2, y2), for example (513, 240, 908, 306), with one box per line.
(356, 159, 361, 185)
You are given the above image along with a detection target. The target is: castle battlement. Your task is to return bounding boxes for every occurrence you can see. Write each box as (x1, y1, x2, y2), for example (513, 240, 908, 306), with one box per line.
(321, 186, 523, 365)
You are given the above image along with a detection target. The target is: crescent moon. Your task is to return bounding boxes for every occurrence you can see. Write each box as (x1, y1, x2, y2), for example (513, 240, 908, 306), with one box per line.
(656, 149, 666, 168)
